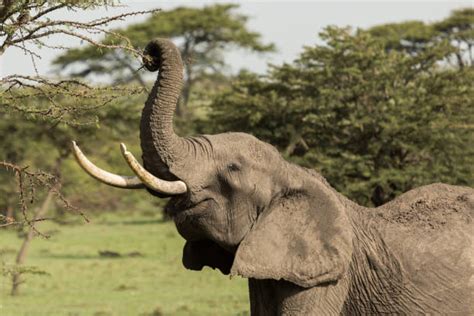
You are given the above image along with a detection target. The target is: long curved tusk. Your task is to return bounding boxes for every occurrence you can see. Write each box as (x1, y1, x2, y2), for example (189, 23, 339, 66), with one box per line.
(120, 143, 187, 195)
(72, 141, 145, 189)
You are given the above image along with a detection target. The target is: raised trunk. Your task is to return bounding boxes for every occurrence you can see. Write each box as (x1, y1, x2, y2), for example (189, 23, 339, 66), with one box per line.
(140, 39, 187, 178)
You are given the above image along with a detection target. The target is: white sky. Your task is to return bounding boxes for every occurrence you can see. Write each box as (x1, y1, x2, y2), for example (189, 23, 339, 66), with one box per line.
(0, 1, 471, 78)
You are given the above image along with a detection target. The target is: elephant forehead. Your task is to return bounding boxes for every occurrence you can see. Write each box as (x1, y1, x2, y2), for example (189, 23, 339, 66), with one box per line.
(249, 139, 279, 160)
(204, 132, 279, 161)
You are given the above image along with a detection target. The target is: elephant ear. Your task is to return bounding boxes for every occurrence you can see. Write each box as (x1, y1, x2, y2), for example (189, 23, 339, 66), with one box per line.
(230, 181, 353, 288)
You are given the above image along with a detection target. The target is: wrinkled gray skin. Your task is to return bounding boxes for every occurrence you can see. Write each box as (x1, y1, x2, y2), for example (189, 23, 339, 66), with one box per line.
(129, 39, 474, 314)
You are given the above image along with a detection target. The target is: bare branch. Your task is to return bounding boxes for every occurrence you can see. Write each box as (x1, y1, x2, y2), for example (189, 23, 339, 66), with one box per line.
(2, 8, 160, 54)
(1, 75, 145, 123)
(0, 2, 156, 228)
(30, 4, 68, 22)
(0, 161, 89, 232)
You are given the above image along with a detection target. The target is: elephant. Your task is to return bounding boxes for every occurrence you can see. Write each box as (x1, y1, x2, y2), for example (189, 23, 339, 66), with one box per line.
(72, 38, 474, 315)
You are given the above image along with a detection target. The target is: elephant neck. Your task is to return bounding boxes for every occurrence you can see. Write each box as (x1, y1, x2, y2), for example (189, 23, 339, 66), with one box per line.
(248, 277, 349, 314)
(343, 213, 422, 314)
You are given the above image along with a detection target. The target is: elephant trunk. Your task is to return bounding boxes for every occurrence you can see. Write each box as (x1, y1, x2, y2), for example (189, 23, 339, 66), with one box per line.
(140, 39, 187, 178)
(71, 39, 189, 195)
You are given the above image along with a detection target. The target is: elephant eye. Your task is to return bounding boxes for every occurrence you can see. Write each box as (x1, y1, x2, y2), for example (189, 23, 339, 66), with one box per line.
(227, 163, 241, 172)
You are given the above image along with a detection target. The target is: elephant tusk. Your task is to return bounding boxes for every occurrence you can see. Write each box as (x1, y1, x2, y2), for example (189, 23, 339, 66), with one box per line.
(120, 143, 187, 195)
(72, 141, 145, 189)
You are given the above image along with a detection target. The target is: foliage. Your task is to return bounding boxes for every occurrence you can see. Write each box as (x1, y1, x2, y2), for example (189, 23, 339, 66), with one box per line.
(53, 3, 274, 113)
(2, 261, 50, 277)
(205, 25, 474, 206)
(367, 21, 437, 52)
(368, 8, 474, 68)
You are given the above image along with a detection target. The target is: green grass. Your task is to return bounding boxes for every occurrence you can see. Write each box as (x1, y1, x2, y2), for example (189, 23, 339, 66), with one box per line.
(0, 212, 249, 316)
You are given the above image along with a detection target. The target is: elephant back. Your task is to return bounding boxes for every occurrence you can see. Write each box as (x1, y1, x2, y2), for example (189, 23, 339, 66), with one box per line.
(365, 183, 474, 314)
(372, 183, 473, 230)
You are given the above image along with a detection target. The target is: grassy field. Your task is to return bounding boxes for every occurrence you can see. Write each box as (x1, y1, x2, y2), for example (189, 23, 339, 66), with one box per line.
(0, 212, 249, 316)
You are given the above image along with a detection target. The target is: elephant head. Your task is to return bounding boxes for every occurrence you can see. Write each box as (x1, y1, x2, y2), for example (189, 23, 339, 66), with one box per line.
(73, 39, 353, 288)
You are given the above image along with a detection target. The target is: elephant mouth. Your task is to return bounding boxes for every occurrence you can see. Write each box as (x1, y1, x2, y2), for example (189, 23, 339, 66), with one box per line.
(169, 198, 214, 222)
(170, 198, 216, 242)
(183, 239, 235, 275)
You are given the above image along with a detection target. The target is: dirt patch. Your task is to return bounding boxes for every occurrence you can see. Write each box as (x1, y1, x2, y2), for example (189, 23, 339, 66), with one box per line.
(373, 183, 473, 230)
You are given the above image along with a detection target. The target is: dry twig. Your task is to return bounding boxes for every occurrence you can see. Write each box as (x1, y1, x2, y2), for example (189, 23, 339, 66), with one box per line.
(0, 161, 88, 233)
(0, 1, 156, 230)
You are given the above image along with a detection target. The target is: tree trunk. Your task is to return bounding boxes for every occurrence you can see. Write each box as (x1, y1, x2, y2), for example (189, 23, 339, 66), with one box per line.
(284, 128, 308, 157)
(10, 189, 54, 296)
(455, 51, 465, 69)
(6, 205, 14, 221)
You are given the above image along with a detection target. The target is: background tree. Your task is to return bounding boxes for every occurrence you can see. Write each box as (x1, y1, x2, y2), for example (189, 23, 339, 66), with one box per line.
(367, 21, 436, 53)
(368, 8, 474, 68)
(205, 24, 474, 207)
(434, 8, 474, 68)
(53, 3, 275, 115)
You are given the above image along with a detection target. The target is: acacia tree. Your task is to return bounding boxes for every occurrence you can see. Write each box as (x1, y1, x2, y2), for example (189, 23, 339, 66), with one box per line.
(53, 3, 275, 115)
(0, 0, 159, 295)
(0, 0, 158, 224)
(206, 25, 474, 207)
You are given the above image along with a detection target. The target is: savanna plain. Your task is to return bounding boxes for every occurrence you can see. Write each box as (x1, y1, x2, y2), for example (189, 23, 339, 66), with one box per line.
(0, 212, 249, 316)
